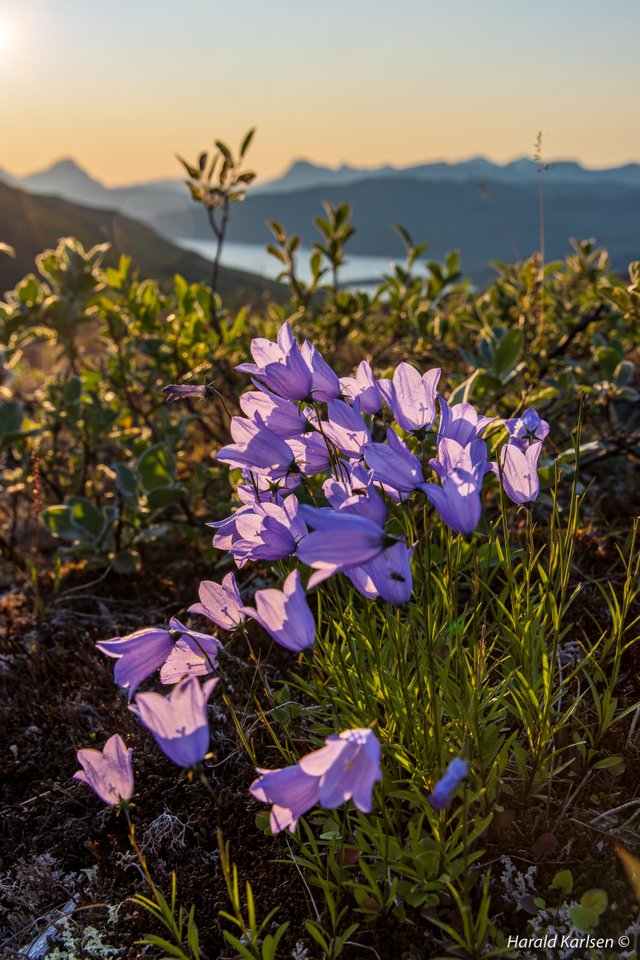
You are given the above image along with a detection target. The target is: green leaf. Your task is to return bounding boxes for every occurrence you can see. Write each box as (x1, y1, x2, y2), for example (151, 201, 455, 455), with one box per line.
(493, 329, 524, 378)
(137, 934, 189, 959)
(568, 904, 599, 932)
(304, 921, 330, 952)
(138, 443, 176, 491)
(63, 376, 83, 405)
(593, 754, 624, 769)
(187, 905, 200, 959)
(41, 505, 76, 539)
(551, 869, 573, 893)
(0, 401, 23, 437)
(147, 486, 184, 511)
(67, 496, 103, 538)
(239, 127, 255, 158)
(581, 888, 608, 916)
(115, 463, 139, 499)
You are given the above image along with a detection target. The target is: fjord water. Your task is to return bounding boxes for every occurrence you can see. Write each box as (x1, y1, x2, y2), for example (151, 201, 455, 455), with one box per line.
(176, 237, 394, 290)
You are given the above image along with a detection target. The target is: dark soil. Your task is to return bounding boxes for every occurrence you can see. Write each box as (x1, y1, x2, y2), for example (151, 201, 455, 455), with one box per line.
(2, 515, 640, 959)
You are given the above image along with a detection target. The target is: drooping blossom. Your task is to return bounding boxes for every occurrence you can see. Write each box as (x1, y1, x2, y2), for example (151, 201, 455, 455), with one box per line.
(229, 496, 307, 565)
(497, 440, 543, 505)
(159, 619, 222, 685)
(364, 428, 425, 496)
(339, 360, 382, 414)
(378, 362, 440, 433)
(188, 573, 245, 631)
(74, 734, 134, 806)
(236, 471, 300, 506)
(323, 463, 387, 526)
(130, 676, 218, 768)
(321, 399, 371, 460)
(250, 728, 381, 833)
(287, 433, 332, 476)
(236, 322, 313, 401)
(299, 728, 381, 811)
(437, 398, 495, 446)
(97, 627, 175, 700)
(429, 757, 468, 810)
(163, 381, 215, 402)
(208, 505, 255, 552)
(242, 569, 315, 652)
(504, 408, 549, 450)
(239, 386, 316, 440)
(215, 417, 296, 479)
(301, 340, 341, 402)
(429, 437, 490, 480)
(250, 764, 321, 834)
(421, 468, 485, 535)
(298, 506, 400, 586)
(352, 541, 414, 605)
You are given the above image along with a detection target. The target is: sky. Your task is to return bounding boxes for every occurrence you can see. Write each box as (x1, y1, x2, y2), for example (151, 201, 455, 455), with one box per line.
(1, 0, 639, 185)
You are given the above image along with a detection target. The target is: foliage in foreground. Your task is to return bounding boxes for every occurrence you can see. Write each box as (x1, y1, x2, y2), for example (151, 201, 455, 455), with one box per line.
(2, 201, 640, 958)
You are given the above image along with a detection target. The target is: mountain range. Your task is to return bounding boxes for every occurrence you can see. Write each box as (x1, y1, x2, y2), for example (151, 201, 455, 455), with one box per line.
(0, 180, 285, 304)
(1, 156, 639, 286)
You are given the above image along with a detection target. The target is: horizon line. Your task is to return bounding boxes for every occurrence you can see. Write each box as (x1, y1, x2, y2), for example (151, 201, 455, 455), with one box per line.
(3, 152, 640, 189)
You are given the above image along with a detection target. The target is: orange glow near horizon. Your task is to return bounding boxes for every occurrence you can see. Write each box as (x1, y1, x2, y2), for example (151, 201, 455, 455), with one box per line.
(1, 0, 639, 185)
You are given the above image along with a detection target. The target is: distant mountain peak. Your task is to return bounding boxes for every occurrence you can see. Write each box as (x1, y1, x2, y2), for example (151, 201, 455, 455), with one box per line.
(24, 157, 105, 187)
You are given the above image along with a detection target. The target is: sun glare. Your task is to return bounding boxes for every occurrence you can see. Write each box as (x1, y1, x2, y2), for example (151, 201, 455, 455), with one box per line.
(0, 21, 11, 55)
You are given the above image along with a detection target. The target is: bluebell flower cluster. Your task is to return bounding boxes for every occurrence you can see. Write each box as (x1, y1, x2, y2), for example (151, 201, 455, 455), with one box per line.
(78, 321, 550, 825)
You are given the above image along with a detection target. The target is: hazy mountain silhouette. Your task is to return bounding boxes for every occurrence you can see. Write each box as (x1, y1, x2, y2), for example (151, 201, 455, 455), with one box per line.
(0, 180, 285, 304)
(2, 156, 639, 286)
(257, 157, 640, 192)
(153, 176, 640, 285)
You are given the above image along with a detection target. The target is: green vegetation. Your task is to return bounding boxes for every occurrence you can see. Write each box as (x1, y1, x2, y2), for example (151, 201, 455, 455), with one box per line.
(2, 195, 640, 959)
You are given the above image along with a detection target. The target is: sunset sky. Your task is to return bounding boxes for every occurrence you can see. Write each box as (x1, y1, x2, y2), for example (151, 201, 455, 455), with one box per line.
(1, 0, 639, 185)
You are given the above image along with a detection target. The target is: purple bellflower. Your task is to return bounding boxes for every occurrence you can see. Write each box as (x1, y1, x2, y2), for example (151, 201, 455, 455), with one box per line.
(298, 728, 382, 812)
(301, 340, 341, 401)
(216, 417, 296, 479)
(163, 382, 214, 402)
(355, 540, 414, 605)
(239, 386, 316, 440)
(437, 398, 495, 446)
(130, 676, 218, 768)
(236, 322, 313, 401)
(339, 360, 382, 414)
(236, 471, 300, 506)
(250, 727, 381, 833)
(429, 757, 469, 810)
(242, 569, 315, 652)
(504, 408, 550, 450)
(74, 734, 134, 806)
(250, 764, 321, 834)
(429, 437, 490, 480)
(498, 440, 543, 505)
(97, 627, 174, 700)
(378, 362, 440, 433)
(298, 505, 400, 586)
(421, 468, 485, 535)
(159, 618, 222, 685)
(230, 496, 307, 565)
(159, 637, 221, 685)
(208, 505, 254, 553)
(321, 399, 371, 460)
(189, 573, 245, 631)
(364, 428, 425, 496)
(287, 433, 332, 476)
(323, 463, 387, 527)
